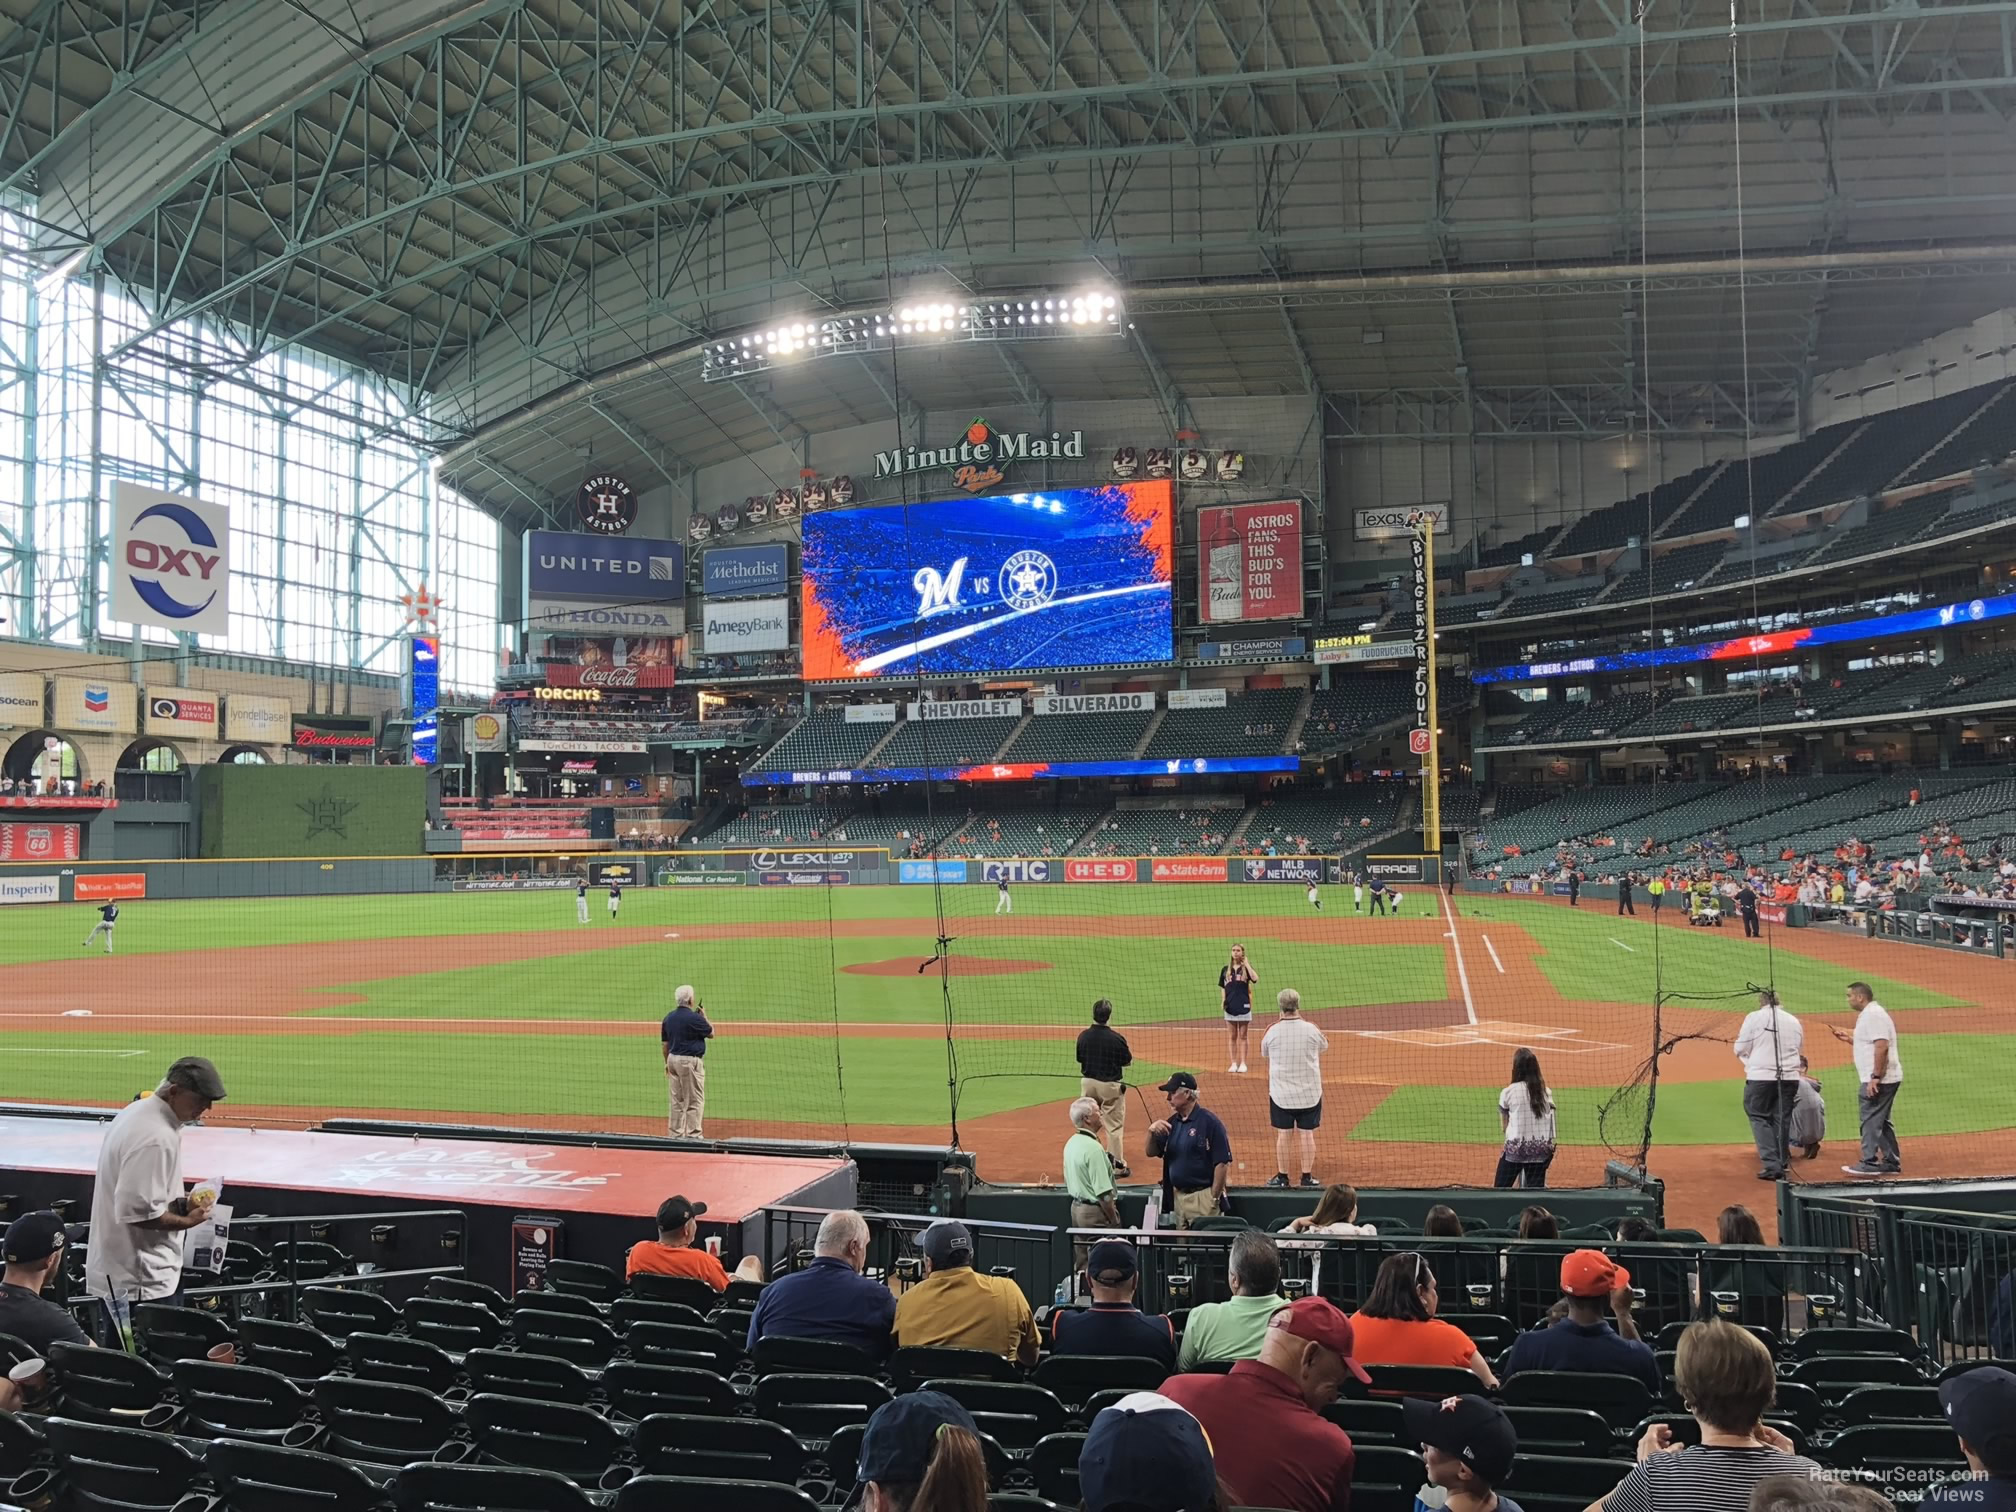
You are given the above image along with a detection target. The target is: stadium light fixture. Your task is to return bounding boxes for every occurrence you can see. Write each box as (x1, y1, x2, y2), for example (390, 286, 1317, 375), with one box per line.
(701, 290, 1124, 381)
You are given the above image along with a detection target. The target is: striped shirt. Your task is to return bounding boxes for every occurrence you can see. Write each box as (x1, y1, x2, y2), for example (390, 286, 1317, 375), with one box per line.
(1602, 1445, 1825, 1512)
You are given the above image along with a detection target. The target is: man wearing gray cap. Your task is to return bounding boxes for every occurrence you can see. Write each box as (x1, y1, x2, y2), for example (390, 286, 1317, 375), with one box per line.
(890, 1220, 1038, 1366)
(84, 1056, 226, 1307)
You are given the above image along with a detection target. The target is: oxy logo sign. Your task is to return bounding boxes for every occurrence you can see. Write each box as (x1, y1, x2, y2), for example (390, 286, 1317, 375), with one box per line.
(111, 484, 231, 636)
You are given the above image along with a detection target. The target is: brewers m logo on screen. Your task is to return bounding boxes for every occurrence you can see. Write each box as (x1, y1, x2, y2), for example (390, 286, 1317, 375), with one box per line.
(577, 473, 638, 536)
(873, 417, 1086, 494)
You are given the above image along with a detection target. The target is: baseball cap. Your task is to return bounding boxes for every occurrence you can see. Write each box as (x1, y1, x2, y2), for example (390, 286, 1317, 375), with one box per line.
(655, 1196, 707, 1230)
(1079, 1391, 1217, 1512)
(856, 1390, 979, 1486)
(2, 1210, 72, 1265)
(1157, 1072, 1199, 1093)
(165, 1056, 226, 1100)
(1560, 1249, 1631, 1298)
(1268, 1296, 1372, 1384)
(1941, 1365, 2016, 1464)
(1086, 1239, 1138, 1285)
(918, 1220, 974, 1269)
(1403, 1393, 1519, 1484)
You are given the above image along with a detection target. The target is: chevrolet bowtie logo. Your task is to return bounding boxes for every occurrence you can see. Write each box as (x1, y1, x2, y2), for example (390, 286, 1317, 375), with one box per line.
(298, 783, 360, 840)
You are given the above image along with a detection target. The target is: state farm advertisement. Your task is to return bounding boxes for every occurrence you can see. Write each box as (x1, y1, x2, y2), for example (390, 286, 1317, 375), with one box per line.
(75, 873, 147, 901)
(1151, 858, 1229, 883)
(0, 822, 79, 861)
(1066, 859, 1138, 883)
(1198, 501, 1302, 623)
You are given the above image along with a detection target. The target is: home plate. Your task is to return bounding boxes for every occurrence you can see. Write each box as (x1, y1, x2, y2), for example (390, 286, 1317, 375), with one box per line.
(664, 934, 680, 939)
(1352, 1018, 1629, 1054)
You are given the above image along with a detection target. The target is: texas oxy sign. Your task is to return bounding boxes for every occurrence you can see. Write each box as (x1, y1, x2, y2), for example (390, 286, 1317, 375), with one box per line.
(111, 482, 231, 637)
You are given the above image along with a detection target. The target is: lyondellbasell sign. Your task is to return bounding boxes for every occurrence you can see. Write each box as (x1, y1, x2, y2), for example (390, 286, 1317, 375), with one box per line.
(872, 417, 1085, 493)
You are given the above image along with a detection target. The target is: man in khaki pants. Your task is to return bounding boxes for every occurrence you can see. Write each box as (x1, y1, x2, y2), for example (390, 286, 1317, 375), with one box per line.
(1075, 998, 1133, 1177)
(660, 984, 711, 1138)
(1145, 1073, 1232, 1228)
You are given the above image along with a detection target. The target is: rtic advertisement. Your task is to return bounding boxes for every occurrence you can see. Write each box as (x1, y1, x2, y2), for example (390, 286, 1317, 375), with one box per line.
(1241, 857, 1324, 884)
(1066, 859, 1139, 883)
(982, 859, 1051, 882)
(1151, 858, 1229, 883)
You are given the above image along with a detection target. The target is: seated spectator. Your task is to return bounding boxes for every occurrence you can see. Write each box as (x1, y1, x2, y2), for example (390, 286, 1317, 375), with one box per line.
(854, 1390, 989, 1512)
(1049, 1239, 1175, 1371)
(1615, 1217, 1660, 1243)
(1503, 1249, 1659, 1395)
(1348, 1252, 1498, 1387)
(1749, 1475, 1899, 1511)
(626, 1195, 764, 1288)
(1175, 1230, 1288, 1370)
(1920, 1365, 2016, 1510)
(1, 1210, 91, 1353)
(1422, 1204, 1465, 1238)
(1161, 1298, 1365, 1512)
(745, 1209, 894, 1361)
(1591, 1320, 1822, 1512)
(1078, 1390, 1224, 1512)
(891, 1220, 1038, 1366)
(1517, 1205, 1559, 1240)
(1284, 1182, 1378, 1236)
(1404, 1393, 1524, 1512)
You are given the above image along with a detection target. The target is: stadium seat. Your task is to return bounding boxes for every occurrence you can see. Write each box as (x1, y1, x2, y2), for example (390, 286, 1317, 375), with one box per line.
(346, 1331, 461, 1395)
(612, 1297, 711, 1332)
(268, 1240, 351, 1280)
(40, 1415, 206, 1512)
(463, 1393, 625, 1483)
(632, 1413, 805, 1483)
(1633, 1413, 1810, 1458)
(509, 1307, 620, 1368)
(464, 1348, 595, 1407)
(301, 1286, 403, 1338)
(1786, 1325, 1920, 1361)
(1348, 1445, 1429, 1512)
(1501, 1454, 1635, 1501)
(314, 1376, 461, 1465)
(238, 1316, 344, 1381)
(753, 1372, 894, 1441)
(0, 1407, 45, 1479)
(752, 1334, 880, 1377)
(725, 1279, 768, 1307)
(629, 1273, 727, 1310)
(1030, 1353, 1169, 1406)
(1787, 1354, 1927, 1400)
(510, 1288, 603, 1322)
(611, 1477, 821, 1512)
(543, 1261, 623, 1305)
(922, 1378, 1072, 1450)
(600, 1362, 741, 1420)
(406, 1296, 508, 1354)
(204, 1438, 391, 1512)
(1837, 1383, 1944, 1423)
(1498, 1406, 1616, 1459)
(1767, 1381, 1824, 1435)
(171, 1359, 313, 1441)
(1030, 1432, 1087, 1504)
(1500, 1371, 1657, 1431)
(891, 1345, 1023, 1392)
(1821, 1422, 1965, 1476)
(991, 1497, 1061, 1512)
(626, 1320, 739, 1373)
(389, 1462, 598, 1512)
(133, 1300, 234, 1364)
(426, 1276, 512, 1315)
(1937, 1357, 2016, 1383)
(1324, 1399, 1407, 1444)
(1361, 1364, 1486, 1402)
(46, 1340, 169, 1422)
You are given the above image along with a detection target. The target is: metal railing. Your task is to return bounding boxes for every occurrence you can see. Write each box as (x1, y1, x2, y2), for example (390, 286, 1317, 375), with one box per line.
(764, 1204, 1059, 1303)
(1788, 1192, 2016, 1355)
(1866, 906, 2011, 957)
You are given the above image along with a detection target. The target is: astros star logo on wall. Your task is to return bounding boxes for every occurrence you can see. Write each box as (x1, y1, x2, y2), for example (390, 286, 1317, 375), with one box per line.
(299, 783, 360, 841)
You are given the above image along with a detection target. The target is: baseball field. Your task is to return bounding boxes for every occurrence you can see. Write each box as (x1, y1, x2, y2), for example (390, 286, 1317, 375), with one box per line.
(5, 881, 2012, 1231)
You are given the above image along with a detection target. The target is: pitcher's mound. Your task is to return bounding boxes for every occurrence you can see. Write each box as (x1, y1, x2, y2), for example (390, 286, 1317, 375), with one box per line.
(842, 957, 1052, 977)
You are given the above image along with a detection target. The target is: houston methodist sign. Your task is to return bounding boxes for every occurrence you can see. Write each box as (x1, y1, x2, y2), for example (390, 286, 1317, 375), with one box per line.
(111, 483, 231, 636)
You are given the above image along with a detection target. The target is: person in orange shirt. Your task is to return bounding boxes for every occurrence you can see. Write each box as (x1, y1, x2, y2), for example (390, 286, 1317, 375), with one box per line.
(625, 1195, 764, 1288)
(1348, 1251, 1498, 1388)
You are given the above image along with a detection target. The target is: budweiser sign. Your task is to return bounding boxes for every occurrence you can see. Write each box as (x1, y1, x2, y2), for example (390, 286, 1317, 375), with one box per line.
(292, 727, 376, 749)
(545, 665, 678, 689)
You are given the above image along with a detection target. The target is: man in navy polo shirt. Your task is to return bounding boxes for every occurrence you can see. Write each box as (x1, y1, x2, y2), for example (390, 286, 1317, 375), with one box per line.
(1503, 1248, 1659, 1395)
(1050, 1238, 1175, 1371)
(1145, 1072, 1232, 1228)
(746, 1209, 896, 1362)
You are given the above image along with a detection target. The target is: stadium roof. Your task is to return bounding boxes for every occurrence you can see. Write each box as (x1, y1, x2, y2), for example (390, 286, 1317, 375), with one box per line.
(10, 0, 2016, 522)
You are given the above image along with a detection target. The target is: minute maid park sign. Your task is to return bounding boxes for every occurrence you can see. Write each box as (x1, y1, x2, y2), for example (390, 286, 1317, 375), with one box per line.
(873, 417, 1085, 494)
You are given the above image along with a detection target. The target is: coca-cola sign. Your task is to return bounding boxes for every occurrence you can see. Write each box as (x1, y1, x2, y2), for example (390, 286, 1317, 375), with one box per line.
(544, 665, 679, 689)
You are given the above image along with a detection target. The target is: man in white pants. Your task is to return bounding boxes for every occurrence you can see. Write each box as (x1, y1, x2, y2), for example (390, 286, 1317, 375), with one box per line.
(576, 880, 589, 924)
(83, 900, 119, 954)
(608, 880, 622, 918)
(1352, 873, 1364, 912)
(996, 876, 1012, 914)
(1261, 988, 1328, 1189)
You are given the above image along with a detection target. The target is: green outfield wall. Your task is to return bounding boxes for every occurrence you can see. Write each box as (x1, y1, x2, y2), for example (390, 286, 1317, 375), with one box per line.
(197, 764, 425, 859)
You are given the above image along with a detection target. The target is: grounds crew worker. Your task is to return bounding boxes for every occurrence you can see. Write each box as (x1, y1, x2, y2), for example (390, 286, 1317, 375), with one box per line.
(1075, 998, 1132, 1177)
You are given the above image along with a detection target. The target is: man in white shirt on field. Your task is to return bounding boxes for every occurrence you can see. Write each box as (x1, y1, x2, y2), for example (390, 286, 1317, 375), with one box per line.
(1732, 989, 1804, 1182)
(1261, 988, 1328, 1189)
(1832, 981, 1903, 1177)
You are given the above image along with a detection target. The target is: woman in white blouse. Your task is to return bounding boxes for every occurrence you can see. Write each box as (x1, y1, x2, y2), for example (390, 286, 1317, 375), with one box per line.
(1496, 1046, 1557, 1188)
(1284, 1182, 1378, 1236)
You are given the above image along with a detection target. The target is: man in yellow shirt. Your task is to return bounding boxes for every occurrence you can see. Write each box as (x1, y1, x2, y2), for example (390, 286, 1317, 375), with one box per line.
(891, 1220, 1039, 1366)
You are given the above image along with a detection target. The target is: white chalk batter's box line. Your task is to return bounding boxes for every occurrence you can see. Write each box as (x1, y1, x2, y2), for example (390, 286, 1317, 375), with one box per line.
(1349, 1019, 1628, 1054)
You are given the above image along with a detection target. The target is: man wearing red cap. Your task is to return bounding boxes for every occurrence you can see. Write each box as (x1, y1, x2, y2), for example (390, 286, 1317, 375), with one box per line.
(1159, 1296, 1365, 1512)
(1502, 1249, 1659, 1395)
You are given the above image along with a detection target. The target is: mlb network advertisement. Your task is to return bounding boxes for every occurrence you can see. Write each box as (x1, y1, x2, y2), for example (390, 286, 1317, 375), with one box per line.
(800, 481, 1173, 680)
